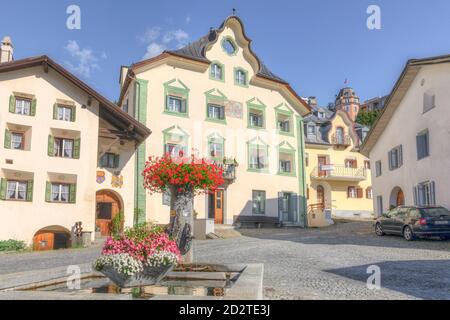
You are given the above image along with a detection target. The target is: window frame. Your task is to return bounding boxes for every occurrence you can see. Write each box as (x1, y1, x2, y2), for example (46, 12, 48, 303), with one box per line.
(375, 160, 382, 177)
(5, 180, 28, 201)
(209, 61, 225, 82)
(234, 67, 249, 87)
(247, 139, 269, 173)
(51, 183, 70, 203)
(10, 131, 25, 150)
(416, 130, 430, 160)
(54, 137, 74, 158)
(15, 97, 31, 116)
(57, 105, 74, 122)
(252, 190, 266, 215)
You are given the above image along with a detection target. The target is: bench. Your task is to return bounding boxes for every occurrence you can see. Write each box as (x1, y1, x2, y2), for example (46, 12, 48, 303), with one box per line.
(233, 215, 281, 229)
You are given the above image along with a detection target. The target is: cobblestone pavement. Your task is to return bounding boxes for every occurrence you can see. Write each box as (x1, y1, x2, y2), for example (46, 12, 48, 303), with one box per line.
(1, 221, 449, 299)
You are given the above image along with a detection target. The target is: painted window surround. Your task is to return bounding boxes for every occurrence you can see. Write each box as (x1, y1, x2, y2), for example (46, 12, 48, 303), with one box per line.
(163, 79, 190, 118)
(277, 141, 297, 177)
(247, 137, 269, 173)
(163, 125, 190, 157)
(204, 89, 227, 124)
(221, 36, 239, 56)
(234, 67, 249, 88)
(247, 98, 267, 130)
(209, 61, 225, 82)
(207, 133, 225, 162)
(275, 103, 295, 137)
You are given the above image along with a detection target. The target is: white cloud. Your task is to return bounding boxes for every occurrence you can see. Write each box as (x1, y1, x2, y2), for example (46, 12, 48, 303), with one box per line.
(64, 40, 102, 78)
(185, 15, 191, 24)
(139, 27, 190, 60)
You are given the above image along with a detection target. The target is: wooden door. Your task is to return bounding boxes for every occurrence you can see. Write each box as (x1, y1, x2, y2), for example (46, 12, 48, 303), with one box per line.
(214, 190, 224, 224)
(96, 192, 121, 236)
(397, 190, 405, 207)
(318, 156, 327, 177)
(317, 186, 325, 207)
(33, 232, 54, 251)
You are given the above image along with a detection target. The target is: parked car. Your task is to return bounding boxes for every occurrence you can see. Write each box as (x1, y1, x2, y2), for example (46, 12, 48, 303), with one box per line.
(375, 206, 450, 241)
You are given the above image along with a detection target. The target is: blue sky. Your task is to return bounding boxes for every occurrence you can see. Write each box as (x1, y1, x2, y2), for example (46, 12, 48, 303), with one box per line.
(2, 0, 450, 105)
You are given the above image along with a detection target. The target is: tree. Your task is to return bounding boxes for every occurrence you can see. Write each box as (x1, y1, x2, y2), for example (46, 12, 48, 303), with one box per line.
(142, 153, 224, 262)
(356, 109, 381, 127)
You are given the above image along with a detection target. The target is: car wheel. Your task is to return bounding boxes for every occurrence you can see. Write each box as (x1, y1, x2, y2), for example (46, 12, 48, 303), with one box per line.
(375, 223, 385, 236)
(403, 226, 415, 241)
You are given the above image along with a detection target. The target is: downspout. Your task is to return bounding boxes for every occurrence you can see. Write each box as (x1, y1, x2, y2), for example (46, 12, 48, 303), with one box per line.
(296, 115, 308, 228)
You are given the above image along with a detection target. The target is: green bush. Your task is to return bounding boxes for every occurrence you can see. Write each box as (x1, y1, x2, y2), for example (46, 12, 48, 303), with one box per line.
(122, 223, 165, 242)
(111, 210, 125, 237)
(0, 239, 27, 252)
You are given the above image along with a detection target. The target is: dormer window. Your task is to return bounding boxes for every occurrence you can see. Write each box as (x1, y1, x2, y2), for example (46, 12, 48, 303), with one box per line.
(307, 124, 316, 136)
(318, 112, 325, 119)
(222, 37, 237, 55)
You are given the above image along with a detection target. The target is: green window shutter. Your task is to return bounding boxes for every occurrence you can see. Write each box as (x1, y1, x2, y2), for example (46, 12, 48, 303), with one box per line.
(114, 154, 120, 168)
(71, 106, 76, 122)
(9, 95, 16, 113)
(69, 184, 77, 203)
(53, 103, 58, 120)
(26, 180, 34, 202)
(30, 98, 37, 116)
(4, 129, 11, 149)
(47, 135, 54, 156)
(45, 182, 51, 202)
(73, 138, 81, 159)
(0, 178, 6, 200)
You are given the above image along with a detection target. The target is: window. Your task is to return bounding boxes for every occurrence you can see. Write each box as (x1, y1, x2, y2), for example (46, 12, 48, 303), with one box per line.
(417, 130, 429, 160)
(51, 183, 70, 203)
(366, 187, 373, 199)
(15, 98, 31, 115)
(423, 93, 436, 113)
(57, 105, 73, 122)
(100, 153, 119, 169)
(318, 112, 325, 119)
(54, 138, 74, 158)
(207, 104, 225, 121)
(305, 153, 309, 167)
(345, 159, 357, 169)
(335, 127, 344, 144)
(166, 95, 187, 114)
(279, 160, 292, 173)
(209, 142, 224, 160)
(364, 160, 371, 170)
(10, 132, 24, 150)
(210, 63, 223, 81)
(249, 144, 268, 171)
(347, 186, 357, 199)
(164, 143, 186, 158)
(6, 181, 27, 201)
(307, 124, 316, 136)
(388, 145, 403, 170)
(376, 196, 383, 216)
(375, 161, 382, 177)
(414, 181, 436, 206)
(278, 119, 290, 133)
(249, 111, 264, 128)
(252, 190, 266, 215)
(235, 69, 247, 86)
(222, 38, 236, 55)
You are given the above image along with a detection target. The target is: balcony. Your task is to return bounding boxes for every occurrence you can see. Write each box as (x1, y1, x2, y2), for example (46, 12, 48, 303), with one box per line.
(311, 164, 367, 182)
(217, 163, 237, 184)
(330, 134, 352, 147)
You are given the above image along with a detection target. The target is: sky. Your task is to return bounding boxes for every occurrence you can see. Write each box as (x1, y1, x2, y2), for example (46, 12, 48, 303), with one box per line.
(1, 0, 450, 105)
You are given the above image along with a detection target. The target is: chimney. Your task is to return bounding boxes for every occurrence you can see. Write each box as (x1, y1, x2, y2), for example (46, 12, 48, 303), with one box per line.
(1, 36, 14, 63)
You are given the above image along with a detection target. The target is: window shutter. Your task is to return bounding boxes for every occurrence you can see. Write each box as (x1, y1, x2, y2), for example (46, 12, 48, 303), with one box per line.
(114, 154, 120, 168)
(47, 135, 54, 156)
(71, 106, 76, 122)
(347, 187, 351, 198)
(306, 187, 310, 200)
(26, 180, 34, 202)
(9, 95, 16, 113)
(0, 178, 6, 200)
(219, 107, 225, 120)
(399, 145, 403, 167)
(45, 182, 52, 202)
(277, 192, 283, 221)
(388, 151, 393, 170)
(4, 129, 11, 149)
(413, 186, 418, 206)
(73, 138, 81, 159)
(165, 95, 170, 111)
(430, 181, 436, 205)
(53, 103, 58, 120)
(180, 100, 187, 113)
(418, 184, 425, 206)
(30, 98, 37, 116)
(357, 188, 363, 199)
(417, 135, 423, 159)
(69, 184, 77, 203)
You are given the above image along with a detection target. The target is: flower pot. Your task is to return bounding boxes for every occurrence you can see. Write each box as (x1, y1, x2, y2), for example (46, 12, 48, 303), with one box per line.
(100, 264, 174, 288)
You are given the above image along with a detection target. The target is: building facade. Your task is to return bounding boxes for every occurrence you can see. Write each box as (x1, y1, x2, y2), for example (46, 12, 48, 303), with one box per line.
(334, 87, 361, 122)
(361, 54, 450, 216)
(304, 107, 373, 225)
(118, 16, 311, 227)
(360, 95, 388, 113)
(0, 45, 151, 249)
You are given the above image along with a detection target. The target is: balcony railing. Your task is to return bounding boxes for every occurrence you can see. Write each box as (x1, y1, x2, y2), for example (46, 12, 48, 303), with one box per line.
(330, 134, 352, 146)
(311, 164, 367, 181)
(216, 163, 237, 182)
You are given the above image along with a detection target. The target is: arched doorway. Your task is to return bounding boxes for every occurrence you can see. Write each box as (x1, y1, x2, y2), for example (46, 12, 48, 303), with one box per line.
(96, 190, 123, 236)
(390, 187, 405, 209)
(33, 226, 71, 251)
(317, 185, 325, 207)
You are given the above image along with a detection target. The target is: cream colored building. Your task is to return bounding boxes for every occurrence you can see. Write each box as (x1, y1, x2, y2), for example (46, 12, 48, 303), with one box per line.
(0, 39, 151, 249)
(361, 54, 450, 216)
(304, 105, 374, 226)
(118, 16, 311, 227)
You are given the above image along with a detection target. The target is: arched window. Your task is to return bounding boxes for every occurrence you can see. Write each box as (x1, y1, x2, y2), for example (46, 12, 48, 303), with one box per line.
(210, 63, 223, 81)
(335, 127, 344, 144)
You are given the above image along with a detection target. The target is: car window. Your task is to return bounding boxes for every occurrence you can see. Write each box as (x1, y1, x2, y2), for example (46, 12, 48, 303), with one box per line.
(409, 209, 421, 219)
(420, 207, 450, 217)
(387, 209, 398, 217)
(397, 209, 408, 217)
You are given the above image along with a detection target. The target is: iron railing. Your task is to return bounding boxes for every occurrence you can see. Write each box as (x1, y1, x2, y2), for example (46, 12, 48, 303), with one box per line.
(311, 164, 367, 180)
(217, 163, 237, 181)
(330, 134, 352, 146)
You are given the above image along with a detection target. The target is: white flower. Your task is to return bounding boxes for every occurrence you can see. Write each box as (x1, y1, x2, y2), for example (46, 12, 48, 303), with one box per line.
(94, 254, 144, 277)
(146, 251, 179, 267)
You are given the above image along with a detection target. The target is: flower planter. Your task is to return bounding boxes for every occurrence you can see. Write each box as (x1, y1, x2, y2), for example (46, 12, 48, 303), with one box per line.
(100, 264, 174, 288)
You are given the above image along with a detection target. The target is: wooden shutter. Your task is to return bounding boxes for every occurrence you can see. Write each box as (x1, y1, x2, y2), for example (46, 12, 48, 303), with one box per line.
(45, 182, 52, 202)
(4, 129, 11, 149)
(347, 187, 352, 198)
(73, 138, 81, 159)
(47, 135, 54, 156)
(69, 184, 77, 203)
(114, 154, 120, 168)
(398, 145, 403, 167)
(26, 180, 34, 202)
(357, 188, 363, 199)
(388, 150, 393, 170)
(219, 106, 225, 120)
(180, 99, 187, 113)
(9, 95, 16, 113)
(53, 103, 58, 120)
(71, 106, 76, 122)
(30, 98, 37, 116)
(0, 178, 6, 200)
(430, 181, 436, 205)
(413, 186, 418, 206)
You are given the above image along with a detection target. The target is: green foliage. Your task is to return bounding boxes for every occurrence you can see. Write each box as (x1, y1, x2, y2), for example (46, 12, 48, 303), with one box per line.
(0, 239, 27, 252)
(111, 210, 124, 237)
(122, 222, 165, 242)
(356, 109, 381, 127)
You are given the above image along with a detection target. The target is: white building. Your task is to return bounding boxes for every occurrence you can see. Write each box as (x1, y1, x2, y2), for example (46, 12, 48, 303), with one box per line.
(361, 54, 450, 216)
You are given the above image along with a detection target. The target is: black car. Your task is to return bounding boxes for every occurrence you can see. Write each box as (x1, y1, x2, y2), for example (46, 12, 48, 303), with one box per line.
(375, 206, 450, 241)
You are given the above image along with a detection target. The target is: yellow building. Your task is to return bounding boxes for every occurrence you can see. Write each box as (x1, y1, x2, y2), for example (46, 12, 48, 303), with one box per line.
(304, 104, 374, 226)
(118, 16, 311, 227)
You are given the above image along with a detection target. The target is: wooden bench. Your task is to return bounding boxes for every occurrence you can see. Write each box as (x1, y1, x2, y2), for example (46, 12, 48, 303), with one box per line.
(233, 215, 281, 229)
